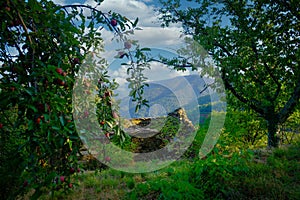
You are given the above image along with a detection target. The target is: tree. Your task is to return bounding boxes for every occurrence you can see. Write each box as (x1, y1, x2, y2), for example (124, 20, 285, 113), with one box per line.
(159, 0, 300, 147)
(0, 0, 141, 199)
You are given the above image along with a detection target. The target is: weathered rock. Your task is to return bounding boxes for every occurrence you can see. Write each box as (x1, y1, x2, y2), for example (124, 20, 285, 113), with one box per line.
(130, 107, 196, 160)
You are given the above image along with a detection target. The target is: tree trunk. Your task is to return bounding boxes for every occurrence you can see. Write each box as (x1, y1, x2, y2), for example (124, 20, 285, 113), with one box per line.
(267, 119, 279, 148)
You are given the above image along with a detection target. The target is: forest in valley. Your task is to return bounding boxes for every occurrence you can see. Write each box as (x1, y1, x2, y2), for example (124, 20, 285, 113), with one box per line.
(0, 0, 299, 199)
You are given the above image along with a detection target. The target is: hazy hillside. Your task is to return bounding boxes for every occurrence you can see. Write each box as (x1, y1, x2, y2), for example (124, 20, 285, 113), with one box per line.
(118, 74, 225, 124)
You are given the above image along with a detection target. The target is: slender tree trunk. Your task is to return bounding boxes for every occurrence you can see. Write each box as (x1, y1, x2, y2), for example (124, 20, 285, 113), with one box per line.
(267, 119, 279, 148)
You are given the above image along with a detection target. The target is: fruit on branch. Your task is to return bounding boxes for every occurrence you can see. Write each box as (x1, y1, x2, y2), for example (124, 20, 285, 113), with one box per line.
(68, 183, 73, 188)
(56, 79, 65, 86)
(105, 156, 111, 162)
(112, 111, 118, 119)
(73, 58, 80, 64)
(36, 117, 41, 124)
(56, 68, 63, 75)
(100, 121, 105, 125)
(60, 176, 65, 182)
(23, 180, 28, 187)
(0, 123, 3, 129)
(110, 19, 117, 27)
(124, 41, 132, 49)
(105, 132, 110, 138)
(10, 87, 16, 92)
(104, 90, 111, 97)
(5, 6, 11, 12)
(69, 167, 75, 174)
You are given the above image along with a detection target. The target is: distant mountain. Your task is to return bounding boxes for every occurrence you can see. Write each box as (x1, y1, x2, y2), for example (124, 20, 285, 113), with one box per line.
(118, 74, 225, 124)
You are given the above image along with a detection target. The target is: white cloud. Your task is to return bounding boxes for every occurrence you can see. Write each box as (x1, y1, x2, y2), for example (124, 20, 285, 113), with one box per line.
(57, 0, 195, 93)
(133, 27, 184, 47)
(52, 0, 66, 5)
(144, 62, 191, 82)
(85, 0, 159, 27)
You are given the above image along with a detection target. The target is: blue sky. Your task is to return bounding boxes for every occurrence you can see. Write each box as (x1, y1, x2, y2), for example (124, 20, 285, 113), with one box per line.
(52, 0, 206, 98)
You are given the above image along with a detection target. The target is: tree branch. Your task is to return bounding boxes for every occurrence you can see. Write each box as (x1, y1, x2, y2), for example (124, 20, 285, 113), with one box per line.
(221, 67, 265, 115)
(278, 76, 300, 123)
(263, 61, 281, 101)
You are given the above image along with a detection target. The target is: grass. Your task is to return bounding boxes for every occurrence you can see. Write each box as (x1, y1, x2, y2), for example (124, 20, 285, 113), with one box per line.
(35, 142, 300, 199)
(31, 114, 300, 200)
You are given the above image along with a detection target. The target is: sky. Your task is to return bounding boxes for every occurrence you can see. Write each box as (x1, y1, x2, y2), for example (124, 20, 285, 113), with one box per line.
(52, 0, 206, 99)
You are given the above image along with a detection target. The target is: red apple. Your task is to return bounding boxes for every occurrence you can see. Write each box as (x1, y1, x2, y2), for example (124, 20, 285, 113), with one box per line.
(62, 72, 67, 76)
(104, 90, 111, 97)
(73, 58, 80, 64)
(56, 68, 63, 75)
(110, 19, 117, 26)
(10, 87, 15, 92)
(0, 123, 3, 129)
(68, 183, 73, 188)
(77, 168, 81, 173)
(36, 103, 44, 112)
(70, 167, 75, 174)
(60, 176, 65, 182)
(36, 117, 41, 124)
(112, 111, 119, 119)
(5, 7, 11, 12)
(23, 180, 28, 187)
(124, 41, 132, 49)
(57, 79, 65, 86)
(84, 110, 89, 117)
(105, 132, 110, 138)
(105, 156, 111, 162)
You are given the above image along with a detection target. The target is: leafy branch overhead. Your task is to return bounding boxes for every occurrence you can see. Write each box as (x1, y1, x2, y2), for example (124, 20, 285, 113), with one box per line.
(159, 0, 300, 147)
(0, 0, 149, 199)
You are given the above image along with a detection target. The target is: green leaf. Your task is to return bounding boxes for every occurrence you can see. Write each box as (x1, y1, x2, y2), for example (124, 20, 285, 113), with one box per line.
(52, 126, 60, 131)
(28, 105, 38, 112)
(133, 17, 139, 27)
(59, 115, 65, 126)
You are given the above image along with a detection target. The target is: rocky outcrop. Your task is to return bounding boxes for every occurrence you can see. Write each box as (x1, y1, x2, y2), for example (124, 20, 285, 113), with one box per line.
(78, 107, 196, 169)
(128, 107, 195, 157)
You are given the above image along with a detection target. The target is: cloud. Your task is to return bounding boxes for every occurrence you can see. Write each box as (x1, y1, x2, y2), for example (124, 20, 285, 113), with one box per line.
(52, 0, 66, 5)
(85, 0, 159, 27)
(133, 27, 184, 47)
(144, 61, 191, 82)
(108, 60, 194, 99)
(57, 0, 193, 86)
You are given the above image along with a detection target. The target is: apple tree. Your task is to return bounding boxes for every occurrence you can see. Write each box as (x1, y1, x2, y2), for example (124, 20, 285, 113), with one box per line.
(0, 0, 142, 199)
(159, 0, 300, 147)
